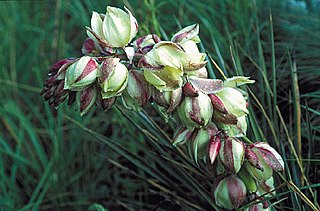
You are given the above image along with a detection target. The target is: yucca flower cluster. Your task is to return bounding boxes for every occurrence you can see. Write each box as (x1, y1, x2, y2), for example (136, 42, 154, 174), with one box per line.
(41, 6, 284, 210)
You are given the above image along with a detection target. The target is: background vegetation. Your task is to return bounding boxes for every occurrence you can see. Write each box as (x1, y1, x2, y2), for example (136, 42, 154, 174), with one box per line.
(0, 0, 319, 210)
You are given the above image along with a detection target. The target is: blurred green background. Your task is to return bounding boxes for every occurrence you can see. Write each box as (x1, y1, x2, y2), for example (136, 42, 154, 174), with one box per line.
(0, 0, 319, 210)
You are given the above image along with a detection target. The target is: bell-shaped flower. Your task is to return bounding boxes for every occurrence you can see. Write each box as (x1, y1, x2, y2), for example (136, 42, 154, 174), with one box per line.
(98, 58, 128, 99)
(215, 87, 248, 117)
(219, 137, 245, 174)
(102, 6, 138, 47)
(190, 123, 219, 163)
(64, 56, 99, 91)
(121, 69, 150, 111)
(152, 87, 182, 113)
(245, 149, 273, 181)
(249, 142, 284, 172)
(177, 91, 213, 129)
(142, 41, 185, 69)
(171, 24, 207, 72)
(214, 175, 247, 210)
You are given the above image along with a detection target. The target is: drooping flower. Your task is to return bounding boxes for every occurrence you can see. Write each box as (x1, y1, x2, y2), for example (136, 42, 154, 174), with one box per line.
(64, 56, 99, 91)
(214, 175, 247, 210)
(177, 91, 213, 129)
(78, 85, 97, 116)
(152, 87, 183, 113)
(98, 58, 128, 99)
(102, 6, 138, 47)
(219, 136, 245, 174)
(122, 69, 150, 111)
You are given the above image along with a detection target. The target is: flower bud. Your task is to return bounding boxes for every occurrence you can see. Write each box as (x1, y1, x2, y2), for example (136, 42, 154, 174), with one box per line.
(152, 87, 182, 113)
(208, 135, 221, 164)
(191, 123, 218, 163)
(122, 69, 150, 110)
(215, 87, 248, 117)
(99, 58, 128, 99)
(214, 175, 247, 210)
(100, 97, 116, 111)
(79, 86, 97, 116)
(103, 6, 138, 47)
(251, 142, 284, 172)
(177, 91, 213, 128)
(172, 125, 193, 146)
(82, 38, 100, 56)
(219, 137, 245, 173)
(64, 56, 99, 91)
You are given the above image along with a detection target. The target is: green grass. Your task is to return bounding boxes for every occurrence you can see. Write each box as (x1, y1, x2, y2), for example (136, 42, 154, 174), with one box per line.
(0, 0, 319, 210)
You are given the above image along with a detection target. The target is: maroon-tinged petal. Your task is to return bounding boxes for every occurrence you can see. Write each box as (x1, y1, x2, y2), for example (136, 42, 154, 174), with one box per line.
(213, 175, 247, 210)
(208, 135, 221, 164)
(167, 87, 183, 113)
(82, 38, 97, 55)
(49, 58, 76, 75)
(75, 58, 99, 82)
(183, 82, 199, 97)
(171, 24, 199, 43)
(227, 175, 247, 209)
(219, 137, 245, 173)
(252, 142, 284, 172)
(127, 70, 150, 107)
(86, 26, 111, 48)
(79, 86, 97, 116)
(189, 76, 222, 94)
(208, 93, 228, 114)
(245, 147, 264, 171)
(213, 111, 238, 125)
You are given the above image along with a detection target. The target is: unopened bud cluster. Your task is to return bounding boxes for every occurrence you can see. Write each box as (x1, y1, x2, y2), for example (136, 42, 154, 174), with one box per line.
(41, 5, 284, 210)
